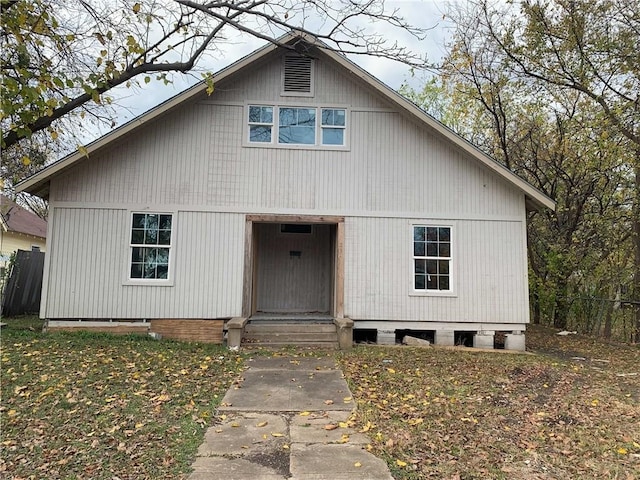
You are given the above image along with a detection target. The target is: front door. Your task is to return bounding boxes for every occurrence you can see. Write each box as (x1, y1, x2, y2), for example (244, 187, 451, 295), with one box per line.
(255, 223, 332, 313)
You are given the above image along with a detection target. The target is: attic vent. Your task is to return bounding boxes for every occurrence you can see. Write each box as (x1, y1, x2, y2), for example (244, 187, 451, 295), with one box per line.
(282, 55, 313, 96)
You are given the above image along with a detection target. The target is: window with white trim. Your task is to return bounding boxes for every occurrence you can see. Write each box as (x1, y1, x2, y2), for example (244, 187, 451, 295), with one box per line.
(248, 106, 273, 143)
(413, 226, 451, 291)
(130, 213, 172, 280)
(247, 105, 347, 147)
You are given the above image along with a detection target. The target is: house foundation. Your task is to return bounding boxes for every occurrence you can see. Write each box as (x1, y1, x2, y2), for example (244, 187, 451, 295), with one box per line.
(434, 330, 455, 346)
(473, 331, 495, 349)
(504, 332, 526, 351)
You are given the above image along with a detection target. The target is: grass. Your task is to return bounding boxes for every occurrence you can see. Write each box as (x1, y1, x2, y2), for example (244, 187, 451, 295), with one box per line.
(1, 317, 246, 479)
(2, 319, 638, 479)
(338, 324, 640, 479)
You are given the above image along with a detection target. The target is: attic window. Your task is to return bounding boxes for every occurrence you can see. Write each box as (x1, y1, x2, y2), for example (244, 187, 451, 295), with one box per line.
(282, 55, 313, 96)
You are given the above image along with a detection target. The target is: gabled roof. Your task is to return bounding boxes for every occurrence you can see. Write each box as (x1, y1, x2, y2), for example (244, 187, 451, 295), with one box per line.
(0, 195, 47, 239)
(16, 33, 555, 211)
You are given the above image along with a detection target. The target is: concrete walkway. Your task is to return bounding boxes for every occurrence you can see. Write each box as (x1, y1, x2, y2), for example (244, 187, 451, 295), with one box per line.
(188, 356, 394, 480)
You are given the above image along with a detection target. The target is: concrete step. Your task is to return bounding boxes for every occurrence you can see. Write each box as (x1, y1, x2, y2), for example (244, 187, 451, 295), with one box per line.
(245, 323, 336, 334)
(242, 322, 338, 347)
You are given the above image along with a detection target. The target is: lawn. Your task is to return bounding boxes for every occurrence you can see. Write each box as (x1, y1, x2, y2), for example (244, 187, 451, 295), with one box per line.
(338, 324, 640, 479)
(1, 319, 639, 479)
(1, 317, 246, 479)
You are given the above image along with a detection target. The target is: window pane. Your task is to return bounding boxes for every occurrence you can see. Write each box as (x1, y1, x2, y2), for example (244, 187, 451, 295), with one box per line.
(297, 108, 315, 125)
(145, 214, 158, 230)
(439, 260, 449, 275)
(159, 230, 171, 245)
(439, 227, 450, 242)
(279, 107, 296, 126)
(279, 126, 315, 144)
(160, 215, 172, 230)
(426, 242, 438, 256)
(250, 125, 272, 142)
(131, 263, 143, 278)
(249, 106, 262, 123)
(439, 242, 450, 257)
(249, 106, 273, 123)
(321, 109, 346, 126)
(439, 276, 450, 290)
(132, 247, 144, 262)
(132, 213, 146, 228)
(427, 276, 438, 290)
(426, 260, 438, 274)
(426, 227, 438, 241)
(414, 227, 425, 242)
(157, 265, 169, 279)
(415, 259, 426, 274)
(415, 274, 426, 290)
(322, 128, 344, 145)
(131, 229, 144, 244)
(414, 242, 425, 257)
(144, 228, 158, 245)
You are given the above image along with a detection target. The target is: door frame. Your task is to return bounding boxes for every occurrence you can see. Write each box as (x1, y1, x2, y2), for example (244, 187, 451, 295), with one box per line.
(242, 214, 344, 318)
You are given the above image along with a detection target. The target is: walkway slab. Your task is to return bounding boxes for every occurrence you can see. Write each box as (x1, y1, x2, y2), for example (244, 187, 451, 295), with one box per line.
(219, 357, 354, 412)
(188, 355, 394, 480)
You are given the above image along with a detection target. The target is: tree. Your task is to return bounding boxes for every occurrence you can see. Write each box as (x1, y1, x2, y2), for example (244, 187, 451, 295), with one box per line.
(1, 0, 428, 152)
(402, 0, 636, 337)
(432, 0, 640, 340)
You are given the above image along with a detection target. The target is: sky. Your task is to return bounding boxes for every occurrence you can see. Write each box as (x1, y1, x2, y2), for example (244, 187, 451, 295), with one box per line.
(98, 0, 453, 138)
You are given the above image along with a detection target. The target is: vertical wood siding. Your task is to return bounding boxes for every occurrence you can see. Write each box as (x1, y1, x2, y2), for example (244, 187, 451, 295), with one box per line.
(344, 217, 529, 323)
(44, 49, 530, 322)
(44, 208, 245, 318)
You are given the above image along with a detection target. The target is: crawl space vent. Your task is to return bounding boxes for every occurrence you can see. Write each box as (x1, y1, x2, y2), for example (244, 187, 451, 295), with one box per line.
(283, 55, 313, 95)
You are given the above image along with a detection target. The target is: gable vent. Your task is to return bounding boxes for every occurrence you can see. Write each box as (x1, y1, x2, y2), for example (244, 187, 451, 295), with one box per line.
(283, 55, 313, 96)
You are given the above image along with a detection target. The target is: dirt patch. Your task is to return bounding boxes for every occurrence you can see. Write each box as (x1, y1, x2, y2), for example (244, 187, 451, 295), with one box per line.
(245, 448, 290, 477)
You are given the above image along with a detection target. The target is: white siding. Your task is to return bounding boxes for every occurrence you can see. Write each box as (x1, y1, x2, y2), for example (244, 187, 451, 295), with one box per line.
(344, 217, 529, 324)
(43, 49, 530, 323)
(44, 208, 244, 318)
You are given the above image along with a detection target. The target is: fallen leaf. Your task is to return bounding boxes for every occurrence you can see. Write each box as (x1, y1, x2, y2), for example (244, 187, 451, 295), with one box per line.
(354, 461, 362, 467)
(271, 432, 284, 437)
(324, 399, 334, 405)
(324, 424, 338, 431)
(397, 459, 408, 467)
(299, 411, 311, 416)
(256, 421, 268, 427)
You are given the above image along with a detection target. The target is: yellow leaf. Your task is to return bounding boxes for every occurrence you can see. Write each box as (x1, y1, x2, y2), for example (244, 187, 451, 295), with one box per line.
(617, 447, 628, 455)
(354, 462, 362, 468)
(271, 432, 284, 437)
(256, 421, 268, 427)
(132, 3, 141, 13)
(283, 444, 289, 450)
(51, 130, 58, 141)
(135, 423, 143, 429)
(299, 411, 311, 416)
(343, 396, 352, 403)
(338, 422, 349, 428)
(387, 368, 396, 374)
(396, 459, 408, 467)
(231, 422, 240, 427)
(21, 156, 31, 166)
(7, 410, 17, 417)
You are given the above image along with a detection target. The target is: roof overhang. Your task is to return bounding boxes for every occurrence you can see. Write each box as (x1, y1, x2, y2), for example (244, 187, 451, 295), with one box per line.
(17, 33, 555, 212)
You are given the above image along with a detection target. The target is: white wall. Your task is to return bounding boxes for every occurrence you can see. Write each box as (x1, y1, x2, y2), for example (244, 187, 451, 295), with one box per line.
(43, 49, 529, 323)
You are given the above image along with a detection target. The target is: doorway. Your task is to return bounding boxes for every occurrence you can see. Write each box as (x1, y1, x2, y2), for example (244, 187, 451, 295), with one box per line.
(242, 215, 344, 318)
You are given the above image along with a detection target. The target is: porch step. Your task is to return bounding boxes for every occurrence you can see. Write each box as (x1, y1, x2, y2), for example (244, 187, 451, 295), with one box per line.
(242, 322, 339, 348)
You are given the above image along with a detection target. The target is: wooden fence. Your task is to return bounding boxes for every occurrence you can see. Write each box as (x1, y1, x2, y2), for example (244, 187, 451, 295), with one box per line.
(1, 249, 45, 317)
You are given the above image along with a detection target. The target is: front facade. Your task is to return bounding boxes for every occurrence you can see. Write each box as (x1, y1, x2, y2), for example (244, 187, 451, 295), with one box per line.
(18, 35, 554, 348)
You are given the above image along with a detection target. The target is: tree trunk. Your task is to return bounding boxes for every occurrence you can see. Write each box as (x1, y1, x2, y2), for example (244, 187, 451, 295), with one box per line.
(553, 277, 569, 330)
(633, 161, 640, 343)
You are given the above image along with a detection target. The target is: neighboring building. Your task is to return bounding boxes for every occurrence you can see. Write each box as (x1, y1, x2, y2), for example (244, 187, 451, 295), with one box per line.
(16, 34, 554, 349)
(0, 195, 47, 276)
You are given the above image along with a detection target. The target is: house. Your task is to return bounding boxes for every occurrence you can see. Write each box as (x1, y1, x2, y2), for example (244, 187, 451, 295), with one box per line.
(0, 195, 47, 276)
(16, 33, 554, 349)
